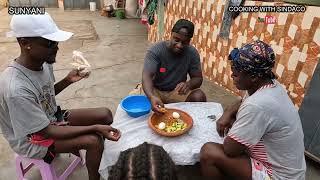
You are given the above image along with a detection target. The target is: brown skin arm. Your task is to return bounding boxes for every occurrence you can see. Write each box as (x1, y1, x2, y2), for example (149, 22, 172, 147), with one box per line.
(187, 71, 203, 90)
(142, 69, 164, 113)
(175, 71, 203, 95)
(223, 136, 247, 157)
(55, 69, 89, 95)
(54, 77, 72, 95)
(37, 124, 121, 141)
(142, 69, 156, 99)
(224, 98, 242, 117)
(142, 67, 203, 93)
(38, 124, 97, 139)
(216, 99, 242, 137)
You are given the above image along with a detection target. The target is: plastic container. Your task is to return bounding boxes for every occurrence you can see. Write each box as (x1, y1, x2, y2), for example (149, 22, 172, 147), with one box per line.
(120, 95, 151, 118)
(89, 2, 96, 11)
(125, 0, 138, 18)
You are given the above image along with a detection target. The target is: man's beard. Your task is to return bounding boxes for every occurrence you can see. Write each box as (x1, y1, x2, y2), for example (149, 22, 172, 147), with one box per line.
(45, 53, 57, 64)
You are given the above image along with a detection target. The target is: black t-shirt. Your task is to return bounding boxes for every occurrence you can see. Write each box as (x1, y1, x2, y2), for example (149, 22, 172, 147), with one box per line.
(143, 41, 201, 91)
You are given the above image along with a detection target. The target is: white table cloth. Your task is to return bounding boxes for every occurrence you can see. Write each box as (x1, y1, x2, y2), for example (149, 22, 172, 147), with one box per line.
(99, 102, 224, 179)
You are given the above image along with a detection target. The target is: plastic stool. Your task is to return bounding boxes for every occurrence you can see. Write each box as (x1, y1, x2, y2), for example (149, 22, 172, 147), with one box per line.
(15, 152, 85, 180)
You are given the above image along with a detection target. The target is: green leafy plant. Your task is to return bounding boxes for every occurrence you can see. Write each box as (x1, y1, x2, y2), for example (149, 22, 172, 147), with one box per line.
(115, 9, 126, 19)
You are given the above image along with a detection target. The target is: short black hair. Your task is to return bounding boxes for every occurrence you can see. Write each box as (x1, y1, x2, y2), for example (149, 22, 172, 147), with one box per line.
(108, 142, 177, 180)
(172, 19, 194, 38)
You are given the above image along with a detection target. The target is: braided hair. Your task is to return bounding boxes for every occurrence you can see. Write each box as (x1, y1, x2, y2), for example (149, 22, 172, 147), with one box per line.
(108, 142, 177, 180)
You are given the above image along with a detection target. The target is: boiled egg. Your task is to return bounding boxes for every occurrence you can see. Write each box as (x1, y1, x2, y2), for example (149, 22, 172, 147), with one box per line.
(158, 122, 166, 130)
(172, 112, 180, 119)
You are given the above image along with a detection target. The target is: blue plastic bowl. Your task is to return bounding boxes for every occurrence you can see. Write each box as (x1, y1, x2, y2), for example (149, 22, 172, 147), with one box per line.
(120, 95, 151, 118)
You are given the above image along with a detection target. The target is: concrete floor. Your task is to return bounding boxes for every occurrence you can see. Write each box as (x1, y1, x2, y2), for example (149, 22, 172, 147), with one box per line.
(0, 8, 319, 180)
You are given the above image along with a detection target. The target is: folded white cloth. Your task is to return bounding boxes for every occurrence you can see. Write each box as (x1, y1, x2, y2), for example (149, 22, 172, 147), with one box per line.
(99, 102, 224, 179)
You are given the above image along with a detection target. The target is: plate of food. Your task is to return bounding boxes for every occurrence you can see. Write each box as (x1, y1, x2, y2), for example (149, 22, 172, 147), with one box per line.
(148, 108, 193, 137)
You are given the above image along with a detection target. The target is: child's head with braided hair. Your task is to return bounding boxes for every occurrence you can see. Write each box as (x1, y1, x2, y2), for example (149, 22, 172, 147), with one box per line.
(108, 142, 177, 180)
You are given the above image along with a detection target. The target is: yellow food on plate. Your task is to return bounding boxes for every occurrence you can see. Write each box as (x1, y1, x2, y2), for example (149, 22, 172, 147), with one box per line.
(164, 120, 187, 133)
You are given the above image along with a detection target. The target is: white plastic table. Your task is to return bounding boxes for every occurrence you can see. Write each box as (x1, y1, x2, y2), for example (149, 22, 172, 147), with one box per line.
(99, 102, 224, 179)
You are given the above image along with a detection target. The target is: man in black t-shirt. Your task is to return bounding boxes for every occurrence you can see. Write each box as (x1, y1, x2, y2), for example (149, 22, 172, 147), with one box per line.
(142, 19, 207, 114)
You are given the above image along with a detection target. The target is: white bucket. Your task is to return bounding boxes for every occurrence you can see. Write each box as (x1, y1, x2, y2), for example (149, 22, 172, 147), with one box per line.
(89, 2, 96, 11)
(125, 0, 138, 18)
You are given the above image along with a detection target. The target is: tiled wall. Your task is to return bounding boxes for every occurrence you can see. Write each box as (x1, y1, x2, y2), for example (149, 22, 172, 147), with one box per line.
(148, 0, 320, 107)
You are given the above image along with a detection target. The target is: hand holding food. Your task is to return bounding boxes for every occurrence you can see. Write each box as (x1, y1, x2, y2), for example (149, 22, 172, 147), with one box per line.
(158, 105, 167, 113)
(70, 50, 91, 77)
(96, 125, 121, 141)
(150, 96, 165, 114)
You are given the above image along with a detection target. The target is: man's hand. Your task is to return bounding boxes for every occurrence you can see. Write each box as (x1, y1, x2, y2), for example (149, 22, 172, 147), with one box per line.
(96, 125, 121, 141)
(150, 95, 164, 114)
(216, 113, 236, 137)
(65, 68, 90, 83)
(174, 82, 190, 95)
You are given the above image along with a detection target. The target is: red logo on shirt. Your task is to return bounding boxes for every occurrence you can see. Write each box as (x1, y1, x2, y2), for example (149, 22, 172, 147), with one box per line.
(159, 68, 166, 73)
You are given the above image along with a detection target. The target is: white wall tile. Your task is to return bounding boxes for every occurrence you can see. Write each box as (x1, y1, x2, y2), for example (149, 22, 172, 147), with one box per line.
(288, 24, 298, 39)
(288, 50, 300, 70)
(276, 64, 285, 77)
(298, 72, 308, 87)
(313, 28, 320, 46)
(278, 13, 288, 26)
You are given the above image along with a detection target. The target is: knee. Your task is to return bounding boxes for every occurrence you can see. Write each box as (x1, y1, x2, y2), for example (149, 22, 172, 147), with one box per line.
(194, 90, 207, 102)
(200, 143, 212, 162)
(200, 142, 221, 163)
(83, 134, 104, 150)
(101, 108, 113, 125)
(187, 89, 207, 102)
